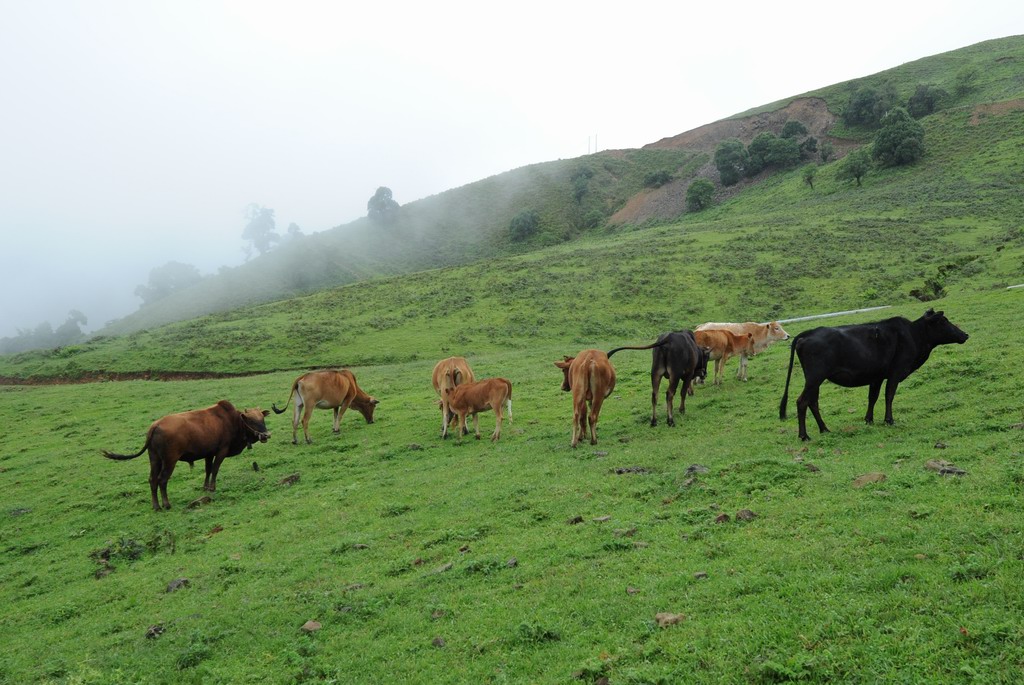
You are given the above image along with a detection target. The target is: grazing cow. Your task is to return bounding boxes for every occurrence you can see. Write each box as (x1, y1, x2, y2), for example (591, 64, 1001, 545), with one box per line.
(272, 369, 378, 444)
(445, 378, 513, 442)
(102, 400, 270, 511)
(694, 329, 756, 385)
(780, 309, 969, 441)
(609, 331, 709, 427)
(554, 349, 616, 447)
(431, 356, 475, 438)
(696, 321, 790, 381)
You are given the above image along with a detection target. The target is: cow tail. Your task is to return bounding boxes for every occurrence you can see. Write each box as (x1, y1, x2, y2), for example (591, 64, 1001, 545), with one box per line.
(272, 381, 298, 414)
(505, 381, 513, 424)
(102, 431, 150, 461)
(779, 336, 799, 420)
(607, 338, 669, 358)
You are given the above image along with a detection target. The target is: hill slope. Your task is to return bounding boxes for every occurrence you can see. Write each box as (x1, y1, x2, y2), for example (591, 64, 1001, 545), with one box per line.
(88, 35, 1024, 339)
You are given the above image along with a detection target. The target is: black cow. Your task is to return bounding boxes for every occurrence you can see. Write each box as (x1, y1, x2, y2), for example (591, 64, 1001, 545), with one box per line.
(779, 309, 969, 441)
(609, 331, 709, 427)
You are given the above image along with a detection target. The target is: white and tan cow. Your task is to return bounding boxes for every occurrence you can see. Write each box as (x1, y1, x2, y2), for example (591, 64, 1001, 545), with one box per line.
(695, 321, 790, 381)
(272, 369, 378, 444)
(694, 329, 755, 386)
(431, 357, 475, 438)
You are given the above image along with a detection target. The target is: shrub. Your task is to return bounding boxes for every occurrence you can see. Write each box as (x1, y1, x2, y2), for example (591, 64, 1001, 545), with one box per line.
(714, 139, 748, 186)
(643, 170, 673, 188)
(509, 210, 541, 241)
(872, 107, 925, 167)
(686, 179, 715, 212)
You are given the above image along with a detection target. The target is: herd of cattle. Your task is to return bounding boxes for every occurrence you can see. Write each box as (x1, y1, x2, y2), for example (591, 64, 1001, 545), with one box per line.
(102, 309, 968, 511)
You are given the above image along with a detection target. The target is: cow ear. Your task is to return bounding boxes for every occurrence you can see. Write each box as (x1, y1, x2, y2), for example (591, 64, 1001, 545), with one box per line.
(372, 399, 380, 405)
(262, 410, 270, 417)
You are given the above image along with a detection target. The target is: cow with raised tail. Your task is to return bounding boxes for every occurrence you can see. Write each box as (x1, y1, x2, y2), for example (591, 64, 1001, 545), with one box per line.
(608, 331, 709, 427)
(780, 309, 969, 441)
(102, 400, 271, 511)
(273, 369, 378, 444)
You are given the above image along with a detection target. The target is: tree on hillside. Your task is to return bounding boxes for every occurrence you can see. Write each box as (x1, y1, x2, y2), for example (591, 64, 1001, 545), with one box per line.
(872, 106, 925, 167)
(0, 310, 88, 354)
(134, 261, 203, 305)
(843, 82, 899, 128)
(286, 222, 304, 240)
(781, 120, 808, 139)
(819, 140, 834, 163)
(714, 139, 748, 186)
(954, 65, 980, 97)
(686, 179, 715, 212)
(907, 83, 947, 118)
(802, 164, 817, 190)
(837, 147, 873, 187)
(242, 204, 280, 257)
(747, 133, 801, 176)
(53, 310, 88, 347)
(509, 209, 540, 241)
(367, 187, 400, 222)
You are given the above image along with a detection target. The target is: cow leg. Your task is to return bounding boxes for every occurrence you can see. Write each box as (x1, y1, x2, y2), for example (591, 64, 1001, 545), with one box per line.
(798, 382, 829, 439)
(157, 459, 177, 510)
(148, 455, 162, 512)
(291, 400, 302, 445)
(301, 403, 316, 444)
(440, 398, 450, 439)
(203, 457, 214, 491)
(492, 406, 503, 442)
(206, 449, 229, 492)
(665, 373, 679, 427)
(571, 400, 586, 448)
(589, 396, 605, 445)
(883, 379, 900, 425)
(332, 407, 341, 434)
(650, 370, 663, 427)
(473, 412, 481, 440)
(714, 356, 724, 385)
(676, 375, 689, 414)
(865, 380, 883, 424)
(737, 353, 748, 381)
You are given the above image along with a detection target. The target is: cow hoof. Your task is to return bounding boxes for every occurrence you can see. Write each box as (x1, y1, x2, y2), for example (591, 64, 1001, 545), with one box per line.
(650, 419, 657, 427)
(475, 434, 481, 440)
(800, 435, 811, 442)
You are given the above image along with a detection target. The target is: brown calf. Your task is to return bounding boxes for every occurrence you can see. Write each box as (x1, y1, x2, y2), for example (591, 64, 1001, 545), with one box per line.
(444, 378, 513, 442)
(694, 329, 755, 386)
(272, 369, 378, 444)
(554, 349, 616, 448)
(431, 356, 475, 438)
(102, 400, 271, 511)
(696, 321, 790, 380)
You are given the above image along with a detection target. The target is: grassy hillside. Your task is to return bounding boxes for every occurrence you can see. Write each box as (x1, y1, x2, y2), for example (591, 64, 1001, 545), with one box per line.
(2, 37, 1024, 683)
(92, 35, 1022, 339)
(2, 287, 1022, 683)
(99, 147, 700, 337)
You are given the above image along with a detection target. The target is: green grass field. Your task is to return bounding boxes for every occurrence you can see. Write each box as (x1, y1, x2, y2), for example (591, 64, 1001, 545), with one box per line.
(2, 286, 1022, 684)
(3, 37, 1024, 684)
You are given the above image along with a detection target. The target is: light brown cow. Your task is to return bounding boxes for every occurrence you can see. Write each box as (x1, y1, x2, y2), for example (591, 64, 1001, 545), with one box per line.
(102, 400, 271, 511)
(554, 349, 616, 448)
(445, 377, 513, 442)
(272, 369, 379, 444)
(431, 356, 475, 438)
(696, 321, 790, 381)
(694, 329, 756, 386)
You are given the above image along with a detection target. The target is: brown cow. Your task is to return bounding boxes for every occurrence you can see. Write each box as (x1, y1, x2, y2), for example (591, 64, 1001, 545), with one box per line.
(102, 400, 270, 511)
(445, 378, 513, 442)
(694, 329, 756, 386)
(554, 349, 616, 448)
(696, 321, 790, 381)
(431, 357, 475, 438)
(272, 369, 379, 444)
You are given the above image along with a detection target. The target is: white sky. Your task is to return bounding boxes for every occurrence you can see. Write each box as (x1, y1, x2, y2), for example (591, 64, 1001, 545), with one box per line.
(1, 1, 1022, 339)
